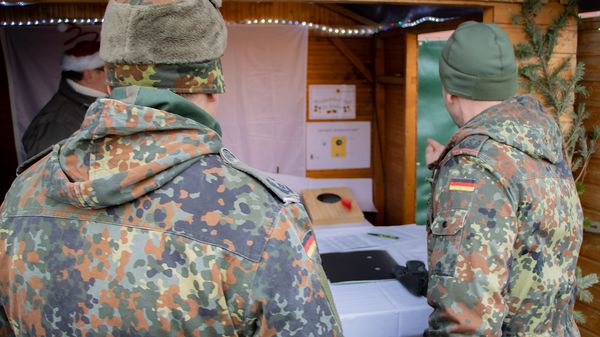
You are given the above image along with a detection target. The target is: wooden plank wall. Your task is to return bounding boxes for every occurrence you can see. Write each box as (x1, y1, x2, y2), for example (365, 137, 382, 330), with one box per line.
(487, 1, 579, 91)
(579, 17, 600, 221)
(222, 2, 357, 26)
(576, 16, 600, 337)
(382, 34, 407, 225)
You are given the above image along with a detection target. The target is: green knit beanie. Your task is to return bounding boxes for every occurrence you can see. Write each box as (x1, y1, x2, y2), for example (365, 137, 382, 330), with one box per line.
(439, 21, 517, 101)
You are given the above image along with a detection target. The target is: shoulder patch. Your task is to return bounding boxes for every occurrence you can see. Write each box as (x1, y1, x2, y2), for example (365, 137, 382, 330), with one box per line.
(449, 178, 476, 192)
(301, 229, 317, 259)
(451, 134, 489, 157)
(219, 148, 300, 204)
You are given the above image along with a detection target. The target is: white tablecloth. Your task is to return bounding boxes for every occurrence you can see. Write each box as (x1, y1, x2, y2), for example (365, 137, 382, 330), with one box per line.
(314, 222, 432, 337)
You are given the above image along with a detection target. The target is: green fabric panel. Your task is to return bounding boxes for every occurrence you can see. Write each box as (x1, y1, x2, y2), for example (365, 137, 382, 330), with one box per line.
(415, 40, 457, 225)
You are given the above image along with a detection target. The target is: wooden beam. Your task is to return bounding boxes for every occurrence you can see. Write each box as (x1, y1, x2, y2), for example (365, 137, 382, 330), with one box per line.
(373, 37, 386, 225)
(377, 76, 405, 85)
(483, 5, 495, 23)
(306, 169, 371, 179)
(318, 3, 378, 26)
(329, 37, 374, 83)
(402, 33, 418, 224)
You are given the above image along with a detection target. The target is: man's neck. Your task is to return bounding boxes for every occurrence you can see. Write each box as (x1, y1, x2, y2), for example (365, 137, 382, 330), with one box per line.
(66, 79, 107, 98)
(460, 100, 503, 126)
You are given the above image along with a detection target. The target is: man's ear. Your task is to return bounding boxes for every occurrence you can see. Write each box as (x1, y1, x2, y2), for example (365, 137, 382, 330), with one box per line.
(442, 89, 453, 106)
(207, 93, 218, 103)
(81, 69, 93, 83)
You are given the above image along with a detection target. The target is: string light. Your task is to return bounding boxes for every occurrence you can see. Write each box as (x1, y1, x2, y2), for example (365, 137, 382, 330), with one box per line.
(0, 1, 31, 6)
(0, 16, 456, 36)
(1, 17, 105, 26)
(238, 16, 456, 36)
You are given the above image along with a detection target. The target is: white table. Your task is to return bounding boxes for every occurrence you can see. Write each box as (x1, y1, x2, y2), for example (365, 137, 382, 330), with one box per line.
(314, 222, 432, 337)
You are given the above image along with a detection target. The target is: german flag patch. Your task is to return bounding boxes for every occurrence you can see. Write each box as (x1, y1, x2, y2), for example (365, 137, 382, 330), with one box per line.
(449, 178, 476, 192)
(302, 230, 317, 259)
(452, 149, 480, 156)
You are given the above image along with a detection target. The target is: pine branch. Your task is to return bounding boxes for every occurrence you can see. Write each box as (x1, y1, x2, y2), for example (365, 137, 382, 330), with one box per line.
(516, 3, 600, 322)
(573, 310, 586, 324)
(578, 272, 599, 290)
(515, 42, 536, 59)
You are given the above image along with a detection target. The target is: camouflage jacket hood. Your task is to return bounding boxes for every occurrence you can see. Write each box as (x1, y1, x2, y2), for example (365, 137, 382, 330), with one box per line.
(447, 95, 563, 164)
(43, 86, 224, 209)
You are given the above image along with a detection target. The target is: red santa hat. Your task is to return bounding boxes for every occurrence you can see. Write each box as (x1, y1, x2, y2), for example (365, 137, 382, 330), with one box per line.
(60, 24, 103, 72)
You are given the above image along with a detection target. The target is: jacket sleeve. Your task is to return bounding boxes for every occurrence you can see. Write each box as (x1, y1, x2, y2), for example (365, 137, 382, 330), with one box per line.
(426, 155, 517, 336)
(247, 202, 343, 337)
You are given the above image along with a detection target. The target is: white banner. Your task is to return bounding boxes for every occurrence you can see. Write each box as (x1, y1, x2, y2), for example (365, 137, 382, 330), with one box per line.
(220, 25, 308, 176)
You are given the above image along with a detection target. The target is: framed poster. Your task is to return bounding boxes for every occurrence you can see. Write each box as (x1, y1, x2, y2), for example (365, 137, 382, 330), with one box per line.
(306, 121, 370, 170)
(309, 85, 356, 120)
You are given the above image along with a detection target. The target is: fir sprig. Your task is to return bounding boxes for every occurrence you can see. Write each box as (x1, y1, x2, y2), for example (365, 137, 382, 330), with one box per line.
(514, 0, 599, 325)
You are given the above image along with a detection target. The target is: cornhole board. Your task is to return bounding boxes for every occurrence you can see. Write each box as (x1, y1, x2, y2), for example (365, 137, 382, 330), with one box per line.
(301, 187, 365, 226)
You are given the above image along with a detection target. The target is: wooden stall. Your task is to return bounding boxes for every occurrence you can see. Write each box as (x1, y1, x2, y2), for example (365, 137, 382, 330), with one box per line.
(0, 0, 580, 226)
(1, 0, 599, 333)
(576, 15, 600, 337)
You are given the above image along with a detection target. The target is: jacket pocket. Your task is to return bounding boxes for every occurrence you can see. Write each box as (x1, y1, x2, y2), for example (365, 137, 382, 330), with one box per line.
(430, 209, 467, 277)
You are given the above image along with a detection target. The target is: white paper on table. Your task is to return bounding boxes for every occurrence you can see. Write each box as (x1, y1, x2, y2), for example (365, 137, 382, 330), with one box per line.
(316, 234, 377, 253)
(374, 224, 426, 239)
(315, 224, 427, 254)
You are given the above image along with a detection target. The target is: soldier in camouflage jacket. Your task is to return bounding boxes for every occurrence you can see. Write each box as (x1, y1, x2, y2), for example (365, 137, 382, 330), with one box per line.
(425, 22, 583, 336)
(0, 0, 342, 336)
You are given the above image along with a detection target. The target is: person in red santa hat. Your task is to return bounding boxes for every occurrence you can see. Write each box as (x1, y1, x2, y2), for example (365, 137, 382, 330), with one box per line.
(22, 25, 107, 160)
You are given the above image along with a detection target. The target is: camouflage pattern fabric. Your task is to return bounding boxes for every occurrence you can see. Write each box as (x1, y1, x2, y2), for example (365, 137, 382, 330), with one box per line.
(0, 86, 342, 336)
(425, 95, 583, 337)
(105, 58, 225, 94)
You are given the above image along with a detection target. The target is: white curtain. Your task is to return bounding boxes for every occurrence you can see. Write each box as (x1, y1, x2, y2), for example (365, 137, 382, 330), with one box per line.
(220, 25, 307, 176)
(1, 24, 308, 175)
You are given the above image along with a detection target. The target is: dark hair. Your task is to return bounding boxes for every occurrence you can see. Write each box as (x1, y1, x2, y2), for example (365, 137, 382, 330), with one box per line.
(62, 70, 84, 81)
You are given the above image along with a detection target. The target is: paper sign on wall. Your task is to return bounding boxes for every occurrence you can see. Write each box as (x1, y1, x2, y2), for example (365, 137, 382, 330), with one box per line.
(306, 122, 370, 170)
(309, 85, 356, 120)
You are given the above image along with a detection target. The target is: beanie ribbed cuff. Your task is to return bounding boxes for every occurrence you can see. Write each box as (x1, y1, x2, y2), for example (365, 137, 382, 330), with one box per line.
(105, 59, 225, 94)
(439, 55, 517, 101)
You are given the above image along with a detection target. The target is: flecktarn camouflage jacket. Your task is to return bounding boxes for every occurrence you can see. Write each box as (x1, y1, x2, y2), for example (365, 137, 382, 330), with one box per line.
(0, 86, 343, 337)
(426, 95, 583, 337)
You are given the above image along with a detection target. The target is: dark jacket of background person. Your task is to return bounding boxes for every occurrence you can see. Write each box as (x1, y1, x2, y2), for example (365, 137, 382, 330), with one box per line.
(21, 75, 95, 158)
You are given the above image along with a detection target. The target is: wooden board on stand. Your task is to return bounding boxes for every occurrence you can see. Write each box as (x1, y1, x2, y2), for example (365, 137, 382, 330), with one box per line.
(302, 187, 365, 226)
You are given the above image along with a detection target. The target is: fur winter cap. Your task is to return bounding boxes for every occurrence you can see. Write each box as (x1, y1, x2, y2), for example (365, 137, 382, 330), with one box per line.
(100, 0, 226, 94)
